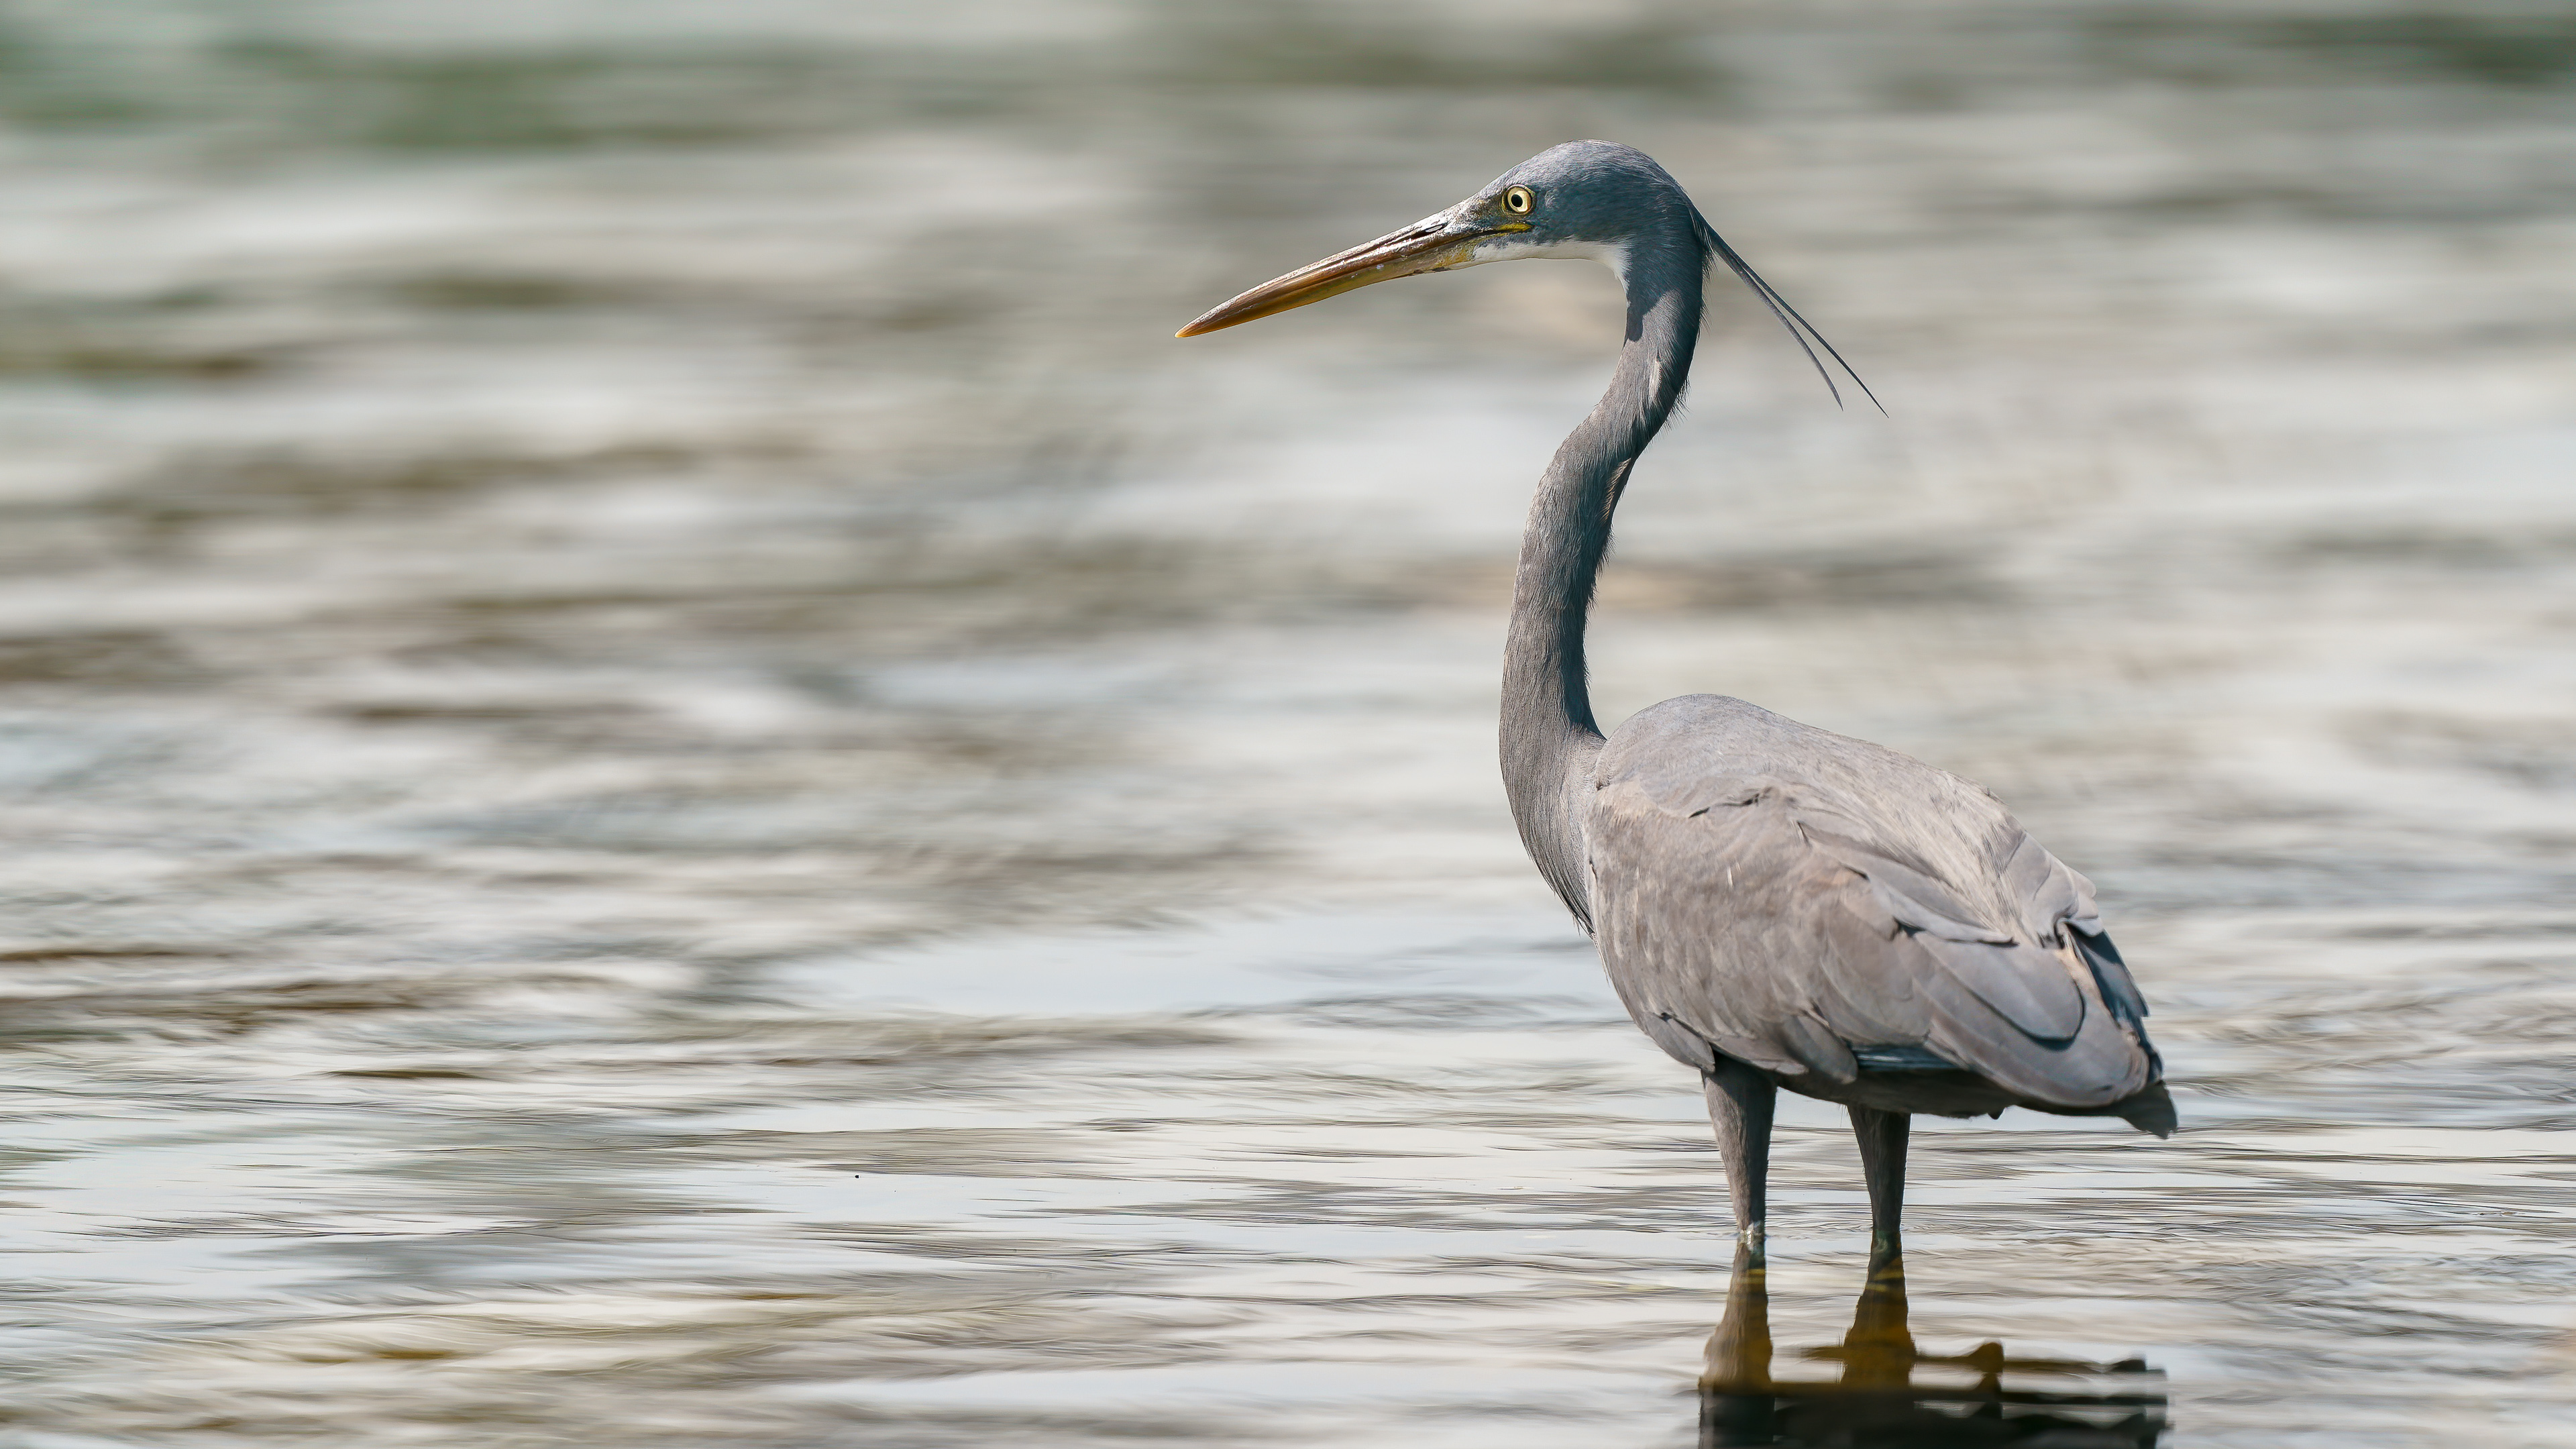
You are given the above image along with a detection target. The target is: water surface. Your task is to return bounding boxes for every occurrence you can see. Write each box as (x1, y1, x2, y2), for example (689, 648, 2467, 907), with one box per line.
(3, 1, 2574, 1444)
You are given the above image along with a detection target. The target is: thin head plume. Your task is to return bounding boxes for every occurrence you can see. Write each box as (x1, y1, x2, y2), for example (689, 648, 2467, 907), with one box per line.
(1694, 215, 1883, 415)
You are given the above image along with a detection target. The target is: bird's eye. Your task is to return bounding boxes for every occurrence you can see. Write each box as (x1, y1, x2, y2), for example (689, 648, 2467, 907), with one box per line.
(1503, 186, 1534, 215)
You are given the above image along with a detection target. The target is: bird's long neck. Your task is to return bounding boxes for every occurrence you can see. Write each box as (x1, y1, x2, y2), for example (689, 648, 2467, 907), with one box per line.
(1501, 234, 1703, 926)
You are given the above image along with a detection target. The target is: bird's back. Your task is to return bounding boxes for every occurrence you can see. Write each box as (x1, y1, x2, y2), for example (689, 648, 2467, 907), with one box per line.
(1583, 696, 2169, 1132)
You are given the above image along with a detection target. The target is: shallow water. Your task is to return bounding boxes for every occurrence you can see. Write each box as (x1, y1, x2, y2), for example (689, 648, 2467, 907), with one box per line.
(2, 1, 2573, 1444)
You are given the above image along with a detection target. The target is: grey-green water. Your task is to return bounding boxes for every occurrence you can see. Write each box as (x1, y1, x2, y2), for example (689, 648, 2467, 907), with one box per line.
(2, 1, 2573, 1444)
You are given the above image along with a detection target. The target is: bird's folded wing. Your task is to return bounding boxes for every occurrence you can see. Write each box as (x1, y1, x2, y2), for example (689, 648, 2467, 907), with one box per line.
(1587, 765, 2153, 1108)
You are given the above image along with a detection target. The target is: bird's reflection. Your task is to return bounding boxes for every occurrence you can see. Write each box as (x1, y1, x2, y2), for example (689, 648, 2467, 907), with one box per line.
(1701, 1250, 2166, 1446)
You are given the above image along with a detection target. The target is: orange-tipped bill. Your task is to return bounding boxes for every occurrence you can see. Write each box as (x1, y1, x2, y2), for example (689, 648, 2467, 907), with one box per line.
(1177, 213, 1504, 337)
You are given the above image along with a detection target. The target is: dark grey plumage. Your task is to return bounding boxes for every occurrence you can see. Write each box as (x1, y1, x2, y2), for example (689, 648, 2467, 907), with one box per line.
(1181, 140, 2171, 1264)
(1589, 694, 2163, 1120)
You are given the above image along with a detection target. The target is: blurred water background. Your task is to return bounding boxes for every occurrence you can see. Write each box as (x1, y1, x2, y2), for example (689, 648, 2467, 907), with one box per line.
(1, 1, 2573, 1444)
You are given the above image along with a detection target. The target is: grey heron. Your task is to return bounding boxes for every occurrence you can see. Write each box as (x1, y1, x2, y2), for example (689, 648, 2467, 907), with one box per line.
(1180, 141, 2172, 1267)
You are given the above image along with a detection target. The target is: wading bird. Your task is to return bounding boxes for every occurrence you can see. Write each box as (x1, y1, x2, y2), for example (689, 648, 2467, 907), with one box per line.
(1180, 142, 2172, 1267)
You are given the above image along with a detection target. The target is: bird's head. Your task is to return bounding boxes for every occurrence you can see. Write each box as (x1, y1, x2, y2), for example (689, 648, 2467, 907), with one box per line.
(1177, 141, 1693, 338)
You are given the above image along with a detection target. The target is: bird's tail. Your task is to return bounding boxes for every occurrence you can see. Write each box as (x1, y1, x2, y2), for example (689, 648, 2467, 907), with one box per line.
(2055, 1080, 2177, 1139)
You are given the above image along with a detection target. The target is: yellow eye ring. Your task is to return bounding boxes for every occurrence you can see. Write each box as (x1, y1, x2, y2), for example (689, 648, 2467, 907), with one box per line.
(1503, 186, 1534, 215)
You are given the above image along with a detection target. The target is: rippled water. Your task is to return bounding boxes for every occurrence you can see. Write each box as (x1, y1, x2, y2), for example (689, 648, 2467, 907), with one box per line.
(3, 1, 2573, 1444)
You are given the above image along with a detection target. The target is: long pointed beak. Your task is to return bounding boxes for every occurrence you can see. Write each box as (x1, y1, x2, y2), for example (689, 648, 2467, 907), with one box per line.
(1177, 210, 1515, 337)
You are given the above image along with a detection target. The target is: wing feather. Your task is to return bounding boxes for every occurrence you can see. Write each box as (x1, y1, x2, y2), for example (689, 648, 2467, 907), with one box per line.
(1802, 826, 2014, 943)
(1915, 935, 2085, 1042)
(1585, 694, 2161, 1115)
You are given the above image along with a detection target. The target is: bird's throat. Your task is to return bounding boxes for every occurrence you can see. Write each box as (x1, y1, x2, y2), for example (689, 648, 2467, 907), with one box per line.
(1499, 246, 1703, 928)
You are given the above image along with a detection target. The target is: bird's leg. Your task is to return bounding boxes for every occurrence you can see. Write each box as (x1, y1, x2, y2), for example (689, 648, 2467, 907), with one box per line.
(1847, 1105, 1910, 1273)
(1703, 1059, 1775, 1259)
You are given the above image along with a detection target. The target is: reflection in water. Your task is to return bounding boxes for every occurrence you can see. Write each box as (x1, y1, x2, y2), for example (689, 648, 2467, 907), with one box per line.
(1702, 1254, 2166, 1448)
